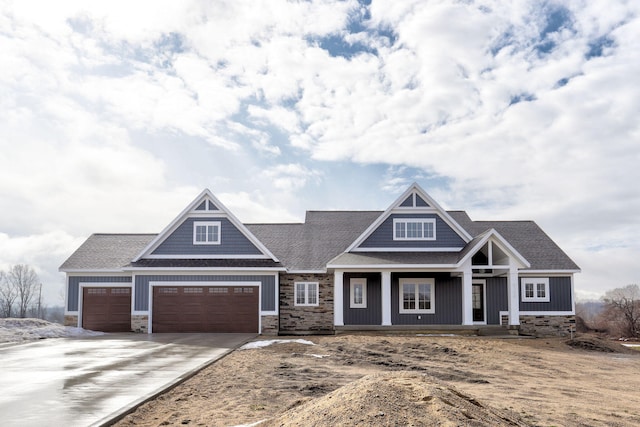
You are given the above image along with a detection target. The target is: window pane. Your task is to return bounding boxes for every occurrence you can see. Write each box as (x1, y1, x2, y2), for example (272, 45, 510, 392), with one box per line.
(403, 284, 415, 310)
(424, 221, 434, 238)
(296, 283, 306, 304)
(308, 283, 317, 304)
(525, 283, 534, 298)
(536, 283, 546, 298)
(353, 284, 363, 304)
(406, 222, 422, 238)
(395, 222, 405, 238)
(418, 284, 430, 310)
(195, 225, 207, 242)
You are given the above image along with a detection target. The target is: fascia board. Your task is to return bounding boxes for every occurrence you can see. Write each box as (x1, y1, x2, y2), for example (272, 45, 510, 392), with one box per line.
(133, 189, 279, 262)
(456, 229, 530, 269)
(345, 183, 472, 253)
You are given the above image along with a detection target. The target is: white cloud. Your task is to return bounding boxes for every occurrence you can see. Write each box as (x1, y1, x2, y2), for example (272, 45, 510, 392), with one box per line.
(1, 0, 638, 303)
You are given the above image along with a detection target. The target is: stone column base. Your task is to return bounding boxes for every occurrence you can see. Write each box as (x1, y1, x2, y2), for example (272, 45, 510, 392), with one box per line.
(131, 315, 149, 333)
(64, 315, 78, 327)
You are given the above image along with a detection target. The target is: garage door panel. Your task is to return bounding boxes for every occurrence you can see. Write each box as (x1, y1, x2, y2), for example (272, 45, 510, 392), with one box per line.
(82, 287, 131, 332)
(152, 285, 259, 333)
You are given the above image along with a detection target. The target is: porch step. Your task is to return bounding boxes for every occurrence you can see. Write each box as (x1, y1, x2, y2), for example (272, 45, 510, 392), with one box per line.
(477, 326, 518, 336)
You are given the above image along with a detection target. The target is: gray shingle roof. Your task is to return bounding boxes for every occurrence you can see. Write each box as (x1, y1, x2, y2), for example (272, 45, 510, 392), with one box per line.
(59, 234, 155, 271)
(60, 210, 579, 272)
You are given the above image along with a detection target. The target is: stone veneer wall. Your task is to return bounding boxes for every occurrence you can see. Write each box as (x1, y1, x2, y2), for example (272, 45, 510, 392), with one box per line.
(279, 273, 334, 334)
(519, 315, 576, 337)
(131, 315, 149, 333)
(64, 315, 78, 327)
(261, 315, 278, 335)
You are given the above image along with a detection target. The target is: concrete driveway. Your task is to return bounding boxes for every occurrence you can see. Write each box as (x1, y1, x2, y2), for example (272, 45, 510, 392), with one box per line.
(0, 333, 255, 427)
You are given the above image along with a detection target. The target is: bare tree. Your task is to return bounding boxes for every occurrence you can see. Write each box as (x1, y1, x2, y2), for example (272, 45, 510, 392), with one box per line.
(5, 264, 40, 318)
(0, 270, 18, 317)
(601, 284, 640, 338)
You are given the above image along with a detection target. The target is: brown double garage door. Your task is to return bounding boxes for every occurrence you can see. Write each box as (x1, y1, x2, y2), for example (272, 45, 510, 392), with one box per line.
(152, 285, 259, 333)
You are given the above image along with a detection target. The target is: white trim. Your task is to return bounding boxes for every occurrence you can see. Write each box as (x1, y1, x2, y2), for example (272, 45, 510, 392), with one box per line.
(500, 310, 576, 317)
(294, 281, 319, 306)
(287, 269, 327, 274)
(345, 183, 472, 252)
(123, 268, 284, 273)
(349, 278, 367, 308)
(133, 189, 279, 262)
(78, 282, 134, 329)
(521, 277, 550, 302)
(472, 279, 487, 325)
(520, 270, 581, 275)
(148, 281, 262, 334)
(393, 218, 436, 241)
(458, 229, 530, 269)
(399, 278, 435, 314)
(140, 254, 273, 259)
(193, 221, 221, 245)
(381, 272, 391, 326)
(334, 271, 344, 326)
(327, 264, 459, 270)
(349, 247, 463, 253)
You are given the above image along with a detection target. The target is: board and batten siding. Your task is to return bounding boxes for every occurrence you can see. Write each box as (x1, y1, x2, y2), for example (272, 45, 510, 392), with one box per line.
(391, 273, 462, 325)
(485, 277, 508, 325)
(519, 276, 573, 311)
(358, 214, 466, 249)
(134, 274, 276, 312)
(67, 276, 132, 311)
(342, 273, 382, 325)
(152, 217, 263, 256)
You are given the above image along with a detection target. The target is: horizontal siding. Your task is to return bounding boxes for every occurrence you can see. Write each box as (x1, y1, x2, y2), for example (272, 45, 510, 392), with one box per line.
(67, 276, 132, 311)
(152, 217, 263, 256)
(520, 277, 573, 311)
(343, 273, 382, 325)
(134, 275, 276, 312)
(391, 273, 462, 325)
(358, 214, 466, 249)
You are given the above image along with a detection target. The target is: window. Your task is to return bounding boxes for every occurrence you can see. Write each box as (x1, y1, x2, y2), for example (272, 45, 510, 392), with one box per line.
(393, 218, 436, 241)
(399, 278, 435, 314)
(521, 278, 550, 302)
(295, 282, 318, 306)
(193, 221, 221, 245)
(350, 278, 367, 308)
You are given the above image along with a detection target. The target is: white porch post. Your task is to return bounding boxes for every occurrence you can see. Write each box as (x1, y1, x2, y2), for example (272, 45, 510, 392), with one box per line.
(334, 270, 344, 326)
(381, 271, 391, 326)
(461, 261, 473, 325)
(507, 264, 520, 326)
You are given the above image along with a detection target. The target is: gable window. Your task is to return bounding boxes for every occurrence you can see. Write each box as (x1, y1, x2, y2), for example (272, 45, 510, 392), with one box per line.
(193, 221, 221, 245)
(393, 218, 436, 241)
(399, 278, 435, 314)
(521, 278, 550, 302)
(350, 278, 367, 308)
(295, 282, 318, 306)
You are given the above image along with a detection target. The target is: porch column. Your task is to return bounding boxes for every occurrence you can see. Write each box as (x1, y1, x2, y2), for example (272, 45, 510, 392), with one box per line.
(507, 264, 520, 326)
(334, 270, 344, 326)
(461, 261, 473, 325)
(381, 271, 391, 326)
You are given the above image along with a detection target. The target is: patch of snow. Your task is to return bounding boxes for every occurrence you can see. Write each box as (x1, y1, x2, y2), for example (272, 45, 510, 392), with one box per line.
(0, 318, 104, 343)
(622, 343, 640, 348)
(415, 334, 459, 337)
(239, 339, 315, 350)
(305, 353, 329, 358)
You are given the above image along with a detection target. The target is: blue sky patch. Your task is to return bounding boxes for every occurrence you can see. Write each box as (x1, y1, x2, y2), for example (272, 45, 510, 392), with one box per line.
(586, 35, 615, 59)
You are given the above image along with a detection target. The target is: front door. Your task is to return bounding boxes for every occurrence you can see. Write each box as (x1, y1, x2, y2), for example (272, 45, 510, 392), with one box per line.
(472, 282, 485, 322)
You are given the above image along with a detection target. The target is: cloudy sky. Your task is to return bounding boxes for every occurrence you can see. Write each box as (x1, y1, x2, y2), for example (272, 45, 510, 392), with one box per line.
(1, 0, 638, 306)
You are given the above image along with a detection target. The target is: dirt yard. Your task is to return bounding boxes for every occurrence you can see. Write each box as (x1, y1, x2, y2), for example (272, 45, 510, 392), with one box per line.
(114, 334, 640, 427)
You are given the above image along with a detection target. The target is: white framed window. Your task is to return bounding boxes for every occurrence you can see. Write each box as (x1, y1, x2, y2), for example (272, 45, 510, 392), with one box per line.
(521, 278, 550, 302)
(393, 218, 436, 241)
(193, 221, 221, 245)
(399, 278, 435, 314)
(295, 282, 319, 306)
(350, 278, 367, 308)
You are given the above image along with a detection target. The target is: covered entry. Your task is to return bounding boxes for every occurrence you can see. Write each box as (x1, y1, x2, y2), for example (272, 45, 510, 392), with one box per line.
(82, 287, 131, 332)
(152, 285, 259, 333)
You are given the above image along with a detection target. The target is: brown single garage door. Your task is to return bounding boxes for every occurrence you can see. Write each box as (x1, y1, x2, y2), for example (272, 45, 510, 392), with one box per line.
(82, 287, 131, 332)
(152, 285, 259, 333)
